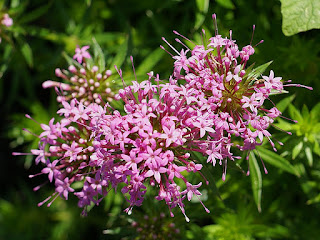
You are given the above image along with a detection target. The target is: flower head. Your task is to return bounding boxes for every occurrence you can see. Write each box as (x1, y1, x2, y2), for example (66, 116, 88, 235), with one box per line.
(162, 14, 311, 179)
(43, 46, 116, 105)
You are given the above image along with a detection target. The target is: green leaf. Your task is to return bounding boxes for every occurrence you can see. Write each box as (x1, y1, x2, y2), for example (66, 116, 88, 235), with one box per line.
(276, 94, 295, 113)
(288, 104, 303, 122)
(310, 102, 320, 119)
(280, 0, 320, 36)
(92, 37, 106, 70)
(112, 35, 129, 69)
(194, 0, 209, 30)
(292, 141, 303, 159)
(62, 52, 83, 69)
(306, 193, 320, 204)
(313, 140, 320, 156)
(301, 105, 310, 120)
(136, 48, 165, 75)
(18, 1, 53, 24)
(256, 147, 300, 177)
(269, 89, 289, 96)
(249, 152, 262, 212)
(248, 61, 273, 84)
(20, 42, 34, 68)
(216, 0, 235, 9)
(305, 146, 313, 166)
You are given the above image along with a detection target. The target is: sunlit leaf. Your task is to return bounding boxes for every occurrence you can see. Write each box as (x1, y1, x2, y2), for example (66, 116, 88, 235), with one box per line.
(92, 37, 106, 70)
(280, 0, 320, 36)
(307, 193, 320, 204)
(276, 94, 295, 113)
(194, 0, 209, 30)
(301, 105, 310, 120)
(216, 0, 235, 9)
(249, 152, 262, 212)
(305, 146, 313, 166)
(288, 104, 303, 122)
(313, 140, 320, 156)
(292, 141, 303, 159)
(20, 42, 33, 67)
(310, 102, 320, 119)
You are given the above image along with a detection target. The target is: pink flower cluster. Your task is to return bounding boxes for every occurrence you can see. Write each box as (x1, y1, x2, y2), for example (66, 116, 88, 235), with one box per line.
(161, 15, 311, 177)
(29, 76, 212, 220)
(42, 46, 115, 105)
(21, 14, 311, 219)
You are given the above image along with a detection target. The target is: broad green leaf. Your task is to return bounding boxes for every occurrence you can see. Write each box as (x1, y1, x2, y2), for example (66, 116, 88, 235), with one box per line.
(276, 94, 295, 113)
(249, 152, 262, 212)
(280, 0, 320, 36)
(248, 61, 273, 84)
(216, 0, 235, 9)
(292, 141, 303, 159)
(136, 48, 165, 75)
(305, 146, 313, 166)
(194, 0, 209, 30)
(20, 42, 33, 67)
(256, 147, 300, 177)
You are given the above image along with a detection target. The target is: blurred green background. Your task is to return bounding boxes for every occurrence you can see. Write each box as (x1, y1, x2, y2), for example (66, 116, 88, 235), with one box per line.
(1, 0, 319, 239)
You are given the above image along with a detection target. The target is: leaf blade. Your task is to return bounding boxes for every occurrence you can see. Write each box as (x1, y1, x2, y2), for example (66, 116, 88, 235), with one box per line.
(256, 147, 300, 177)
(249, 152, 262, 212)
(280, 0, 320, 36)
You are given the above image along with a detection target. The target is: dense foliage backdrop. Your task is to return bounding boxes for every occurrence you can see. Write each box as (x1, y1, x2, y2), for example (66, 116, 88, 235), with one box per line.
(1, 0, 319, 239)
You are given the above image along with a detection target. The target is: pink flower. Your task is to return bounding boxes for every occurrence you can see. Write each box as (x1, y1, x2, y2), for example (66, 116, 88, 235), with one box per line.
(73, 45, 91, 63)
(1, 14, 13, 27)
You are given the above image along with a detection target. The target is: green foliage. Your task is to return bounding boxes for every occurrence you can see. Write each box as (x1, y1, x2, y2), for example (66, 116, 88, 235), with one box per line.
(1, 0, 320, 239)
(276, 103, 320, 165)
(280, 0, 320, 36)
(249, 152, 262, 212)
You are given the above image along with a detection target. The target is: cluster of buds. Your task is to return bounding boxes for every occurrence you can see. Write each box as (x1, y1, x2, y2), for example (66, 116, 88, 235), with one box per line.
(42, 46, 116, 105)
(18, 14, 311, 220)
